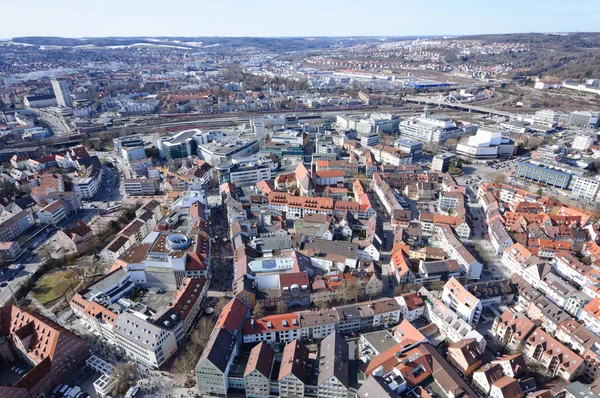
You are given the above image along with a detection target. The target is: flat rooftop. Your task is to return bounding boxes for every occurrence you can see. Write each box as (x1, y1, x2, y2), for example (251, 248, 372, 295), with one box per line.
(137, 287, 176, 313)
(81, 268, 129, 300)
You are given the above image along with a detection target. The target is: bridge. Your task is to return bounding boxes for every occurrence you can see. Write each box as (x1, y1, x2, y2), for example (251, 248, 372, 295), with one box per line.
(404, 95, 517, 118)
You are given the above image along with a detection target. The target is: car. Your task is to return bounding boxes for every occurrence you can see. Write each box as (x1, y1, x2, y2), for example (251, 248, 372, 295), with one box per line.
(17, 264, 25, 271)
(8, 276, 14, 281)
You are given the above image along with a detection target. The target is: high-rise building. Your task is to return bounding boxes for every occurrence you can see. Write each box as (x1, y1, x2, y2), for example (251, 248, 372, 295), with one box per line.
(51, 77, 73, 108)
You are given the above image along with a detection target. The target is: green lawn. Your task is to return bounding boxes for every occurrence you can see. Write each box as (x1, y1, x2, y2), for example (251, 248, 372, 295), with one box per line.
(32, 271, 72, 304)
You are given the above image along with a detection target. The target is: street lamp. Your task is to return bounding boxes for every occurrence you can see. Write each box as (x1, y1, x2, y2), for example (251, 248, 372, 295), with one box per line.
(0, 282, 20, 310)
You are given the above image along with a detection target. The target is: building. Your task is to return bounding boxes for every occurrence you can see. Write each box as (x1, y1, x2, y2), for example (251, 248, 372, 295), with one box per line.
(0, 241, 22, 262)
(431, 152, 455, 172)
(55, 220, 98, 254)
(0, 305, 90, 398)
(398, 114, 466, 143)
(394, 138, 423, 159)
(572, 135, 595, 151)
(456, 127, 515, 159)
(123, 178, 158, 195)
(73, 176, 99, 199)
(437, 225, 481, 279)
(442, 277, 483, 325)
(516, 162, 572, 189)
(195, 298, 251, 396)
(37, 199, 71, 226)
(158, 129, 202, 160)
(113, 312, 177, 368)
(523, 327, 584, 381)
(317, 332, 350, 398)
(51, 77, 73, 108)
(0, 210, 35, 242)
(114, 135, 146, 158)
(447, 338, 484, 376)
(278, 340, 310, 398)
(24, 94, 57, 108)
(244, 342, 275, 398)
(491, 310, 539, 351)
(198, 138, 259, 166)
(571, 176, 600, 201)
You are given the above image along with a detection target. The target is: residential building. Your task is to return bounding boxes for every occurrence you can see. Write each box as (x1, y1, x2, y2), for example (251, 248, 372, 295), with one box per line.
(0, 241, 22, 262)
(55, 220, 98, 254)
(244, 342, 275, 398)
(447, 338, 484, 376)
(442, 277, 483, 325)
(278, 340, 310, 398)
(523, 327, 584, 381)
(491, 310, 539, 351)
(37, 199, 71, 225)
(0, 210, 34, 242)
(317, 332, 350, 398)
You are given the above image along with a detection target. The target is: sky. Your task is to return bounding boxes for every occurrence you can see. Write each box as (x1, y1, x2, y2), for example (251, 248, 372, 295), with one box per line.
(2, 0, 600, 38)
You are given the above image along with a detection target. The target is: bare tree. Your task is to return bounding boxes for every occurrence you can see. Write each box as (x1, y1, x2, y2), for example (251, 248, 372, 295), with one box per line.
(253, 303, 265, 318)
(313, 293, 331, 310)
(214, 297, 229, 314)
(338, 280, 359, 304)
(276, 300, 288, 314)
(489, 172, 507, 184)
(110, 363, 138, 396)
(190, 317, 214, 348)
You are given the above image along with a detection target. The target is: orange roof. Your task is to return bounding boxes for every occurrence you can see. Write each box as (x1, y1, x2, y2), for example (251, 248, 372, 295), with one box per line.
(444, 277, 480, 307)
(168, 277, 207, 321)
(314, 170, 344, 179)
(583, 297, 600, 323)
(214, 298, 250, 334)
(243, 313, 300, 335)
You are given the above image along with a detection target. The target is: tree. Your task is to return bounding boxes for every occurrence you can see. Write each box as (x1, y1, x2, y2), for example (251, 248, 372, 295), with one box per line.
(445, 138, 458, 148)
(191, 317, 214, 348)
(490, 172, 507, 184)
(428, 280, 446, 291)
(338, 279, 359, 304)
(313, 293, 331, 310)
(536, 188, 543, 196)
(394, 283, 417, 295)
(253, 303, 265, 318)
(214, 297, 229, 314)
(276, 300, 288, 314)
(111, 363, 138, 396)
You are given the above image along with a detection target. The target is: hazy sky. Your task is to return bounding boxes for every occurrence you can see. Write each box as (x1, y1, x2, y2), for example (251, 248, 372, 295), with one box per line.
(2, 0, 599, 38)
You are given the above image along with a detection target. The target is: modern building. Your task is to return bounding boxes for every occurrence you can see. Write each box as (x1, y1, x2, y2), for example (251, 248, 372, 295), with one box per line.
(394, 138, 423, 159)
(572, 135, 595, 151)
(51, 77, 73, 107)
(123, 178, 158, 195)
(431, 152, 455, 172)
(0, 209, 35, 242)
(456, 127, 515, 159)
(515, 162, 572, 189)
(24, 94, 57, 108)
(571, 176, 600, 201)
(442, 277, 483, 325)
(73, 176, 100, 199)
(198, 138, 259, 166)
(37, 199, 71, 226)
(398, 115, 466, 143)
(113, 135, 146, 158)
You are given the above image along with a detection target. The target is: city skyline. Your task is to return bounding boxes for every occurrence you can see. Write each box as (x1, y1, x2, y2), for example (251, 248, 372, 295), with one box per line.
(2, 0, 600, 38)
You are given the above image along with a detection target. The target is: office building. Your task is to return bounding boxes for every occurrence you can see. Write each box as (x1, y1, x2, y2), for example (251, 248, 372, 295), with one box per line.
(394, 138, 423, 159)
(123, 178, 158, 195)
(24, 94, 57, 108)
(572, 135, 595, 151)
(198, 138, 259, 166)
(51, 77, 73, 107)
(398, 115, 466, 143)
(73, 176, 99, 199)
(431, 152, 455, 172)
(571, 176, 600, 201)
(515, 162, 572, 189)
(113, 135, 145, 158)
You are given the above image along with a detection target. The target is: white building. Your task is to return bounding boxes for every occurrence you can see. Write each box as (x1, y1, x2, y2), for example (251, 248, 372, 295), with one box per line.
(456, 127, 515, 159)
(37, 199, 70, 225)
(51, 77, 73, 108)
(73, 177, 99, 199)
(123, 178, 158, 195)
(572, 135, 595, 151)
(442, 277, 483, 325)
(571, 176, 600, 201)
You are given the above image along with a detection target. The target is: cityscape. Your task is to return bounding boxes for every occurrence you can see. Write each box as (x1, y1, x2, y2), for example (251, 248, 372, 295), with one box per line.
(3, 6, 600, 398)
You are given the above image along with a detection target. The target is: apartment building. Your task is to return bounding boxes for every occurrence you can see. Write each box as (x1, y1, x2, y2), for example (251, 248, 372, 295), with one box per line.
(0, 209, 35, 242)
(317, 332, 350, 398)
(278, 340, 310, 398)
(442, 277, 483, 325)
(0, 305, 90, 398)
(491, 310, 540, 351)
(581, 297, 600, 337)
(553, 251, 592, 288)
(437, 225, 482, 279)
(244, 342, 275, 398)
(73, 176, 99, 199)
(55, 220, 98, 254)
(37, 199, 71, 225)
(523, 327, 584, 381)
